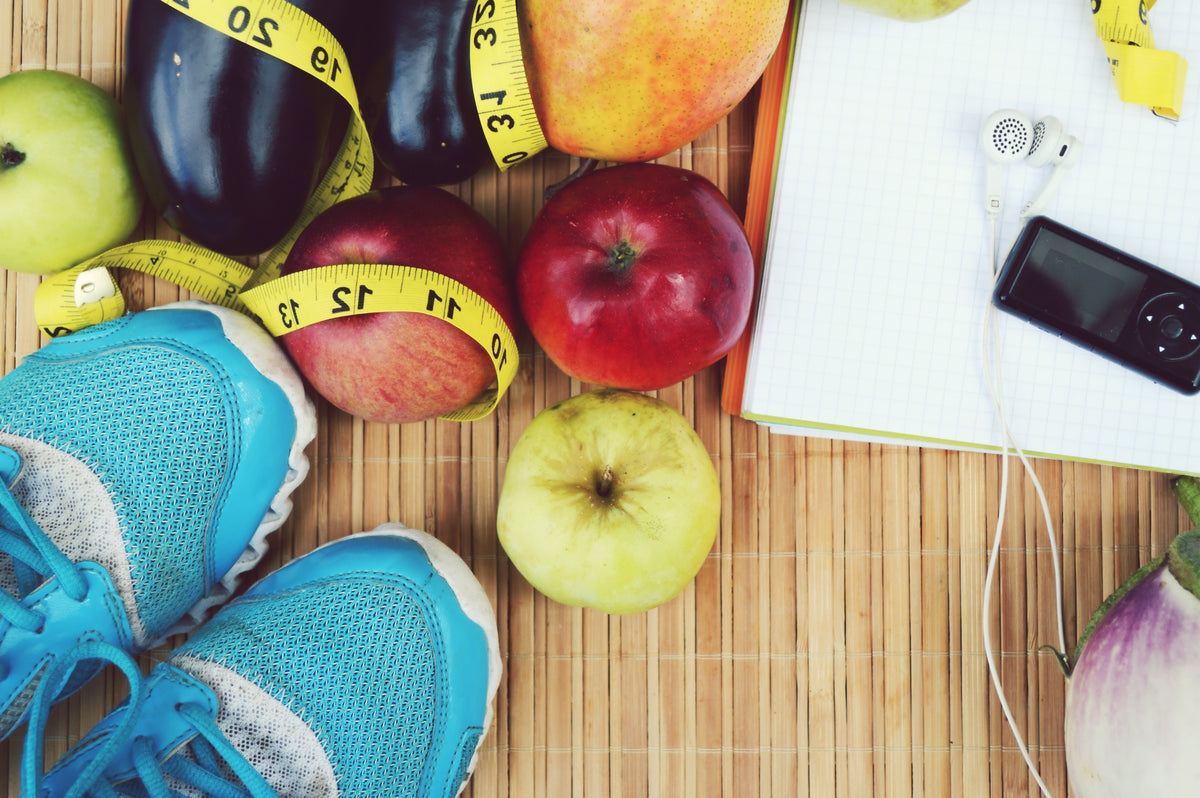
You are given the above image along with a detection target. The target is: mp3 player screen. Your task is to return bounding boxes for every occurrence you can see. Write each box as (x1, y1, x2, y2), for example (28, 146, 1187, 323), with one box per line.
(1015, 229, 1149, 342)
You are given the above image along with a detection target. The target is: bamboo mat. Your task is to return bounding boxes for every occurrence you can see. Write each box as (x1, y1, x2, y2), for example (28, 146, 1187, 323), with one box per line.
(1, 2, 1191, 796)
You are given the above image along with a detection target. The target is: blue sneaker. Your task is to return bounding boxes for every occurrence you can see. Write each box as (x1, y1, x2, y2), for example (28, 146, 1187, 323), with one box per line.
(0, 300, 316, 740)
(24, 524, 503, 798)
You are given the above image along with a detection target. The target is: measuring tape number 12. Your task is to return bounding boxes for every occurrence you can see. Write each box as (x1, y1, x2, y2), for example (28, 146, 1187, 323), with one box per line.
(239, 264, 519, 421)
(469, 0, 549, 170)
(1092, 0, 1188, 119)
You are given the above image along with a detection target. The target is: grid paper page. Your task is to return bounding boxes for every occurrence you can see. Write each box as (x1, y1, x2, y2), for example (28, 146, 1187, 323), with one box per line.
(743, 0, 1200, 474)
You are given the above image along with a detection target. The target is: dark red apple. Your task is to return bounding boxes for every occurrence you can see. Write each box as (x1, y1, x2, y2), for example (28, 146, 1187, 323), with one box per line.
(278, 185, 518, 424)
(516, 162, 754, 390)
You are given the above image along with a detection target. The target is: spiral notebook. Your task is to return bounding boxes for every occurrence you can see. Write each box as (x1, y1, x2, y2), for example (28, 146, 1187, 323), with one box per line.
(728, 0, 1199, 474)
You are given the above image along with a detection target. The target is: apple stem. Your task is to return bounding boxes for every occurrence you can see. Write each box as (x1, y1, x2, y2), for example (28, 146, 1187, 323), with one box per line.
(595, 465, 615, 499)
(607, 240, 638, 273)
(1, 142, 25, 169)
(543, 158, 598, 202)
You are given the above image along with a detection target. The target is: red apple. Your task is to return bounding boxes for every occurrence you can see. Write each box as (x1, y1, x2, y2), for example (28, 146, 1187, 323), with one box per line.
(277, 186, 518, 424)
(516, 163, 754, 390)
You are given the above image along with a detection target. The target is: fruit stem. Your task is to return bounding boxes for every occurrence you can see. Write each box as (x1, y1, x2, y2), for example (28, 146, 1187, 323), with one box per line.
(1, 142, 26, 169)
(607, 240, 638, 273)
(543, 158, 598, 202)
(595, 465, 615, 499)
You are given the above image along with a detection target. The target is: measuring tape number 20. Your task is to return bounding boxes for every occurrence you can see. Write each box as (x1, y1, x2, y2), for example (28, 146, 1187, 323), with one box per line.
(34, 0, 374, 335)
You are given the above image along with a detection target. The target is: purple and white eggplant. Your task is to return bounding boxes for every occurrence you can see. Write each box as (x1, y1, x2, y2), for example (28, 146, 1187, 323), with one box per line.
(1064, 475, 1200, 797)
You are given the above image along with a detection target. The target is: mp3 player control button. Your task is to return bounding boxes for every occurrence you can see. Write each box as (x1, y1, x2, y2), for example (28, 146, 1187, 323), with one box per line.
(1138, 292, 1200, 361)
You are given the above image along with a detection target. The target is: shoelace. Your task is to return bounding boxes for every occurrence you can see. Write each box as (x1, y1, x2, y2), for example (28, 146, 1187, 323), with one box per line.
(0, 472, 88, 609)
(0, 478, 90, 647)
(21, 639, 279, 798)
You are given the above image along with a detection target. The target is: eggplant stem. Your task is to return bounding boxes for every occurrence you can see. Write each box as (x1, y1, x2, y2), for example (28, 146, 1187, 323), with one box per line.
(1172, 475, 1200, 527)
(1166, 529, 1200, 600)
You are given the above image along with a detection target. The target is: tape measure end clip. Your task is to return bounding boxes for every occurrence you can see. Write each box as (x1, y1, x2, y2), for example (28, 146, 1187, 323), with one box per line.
(74, 267, 117, 308)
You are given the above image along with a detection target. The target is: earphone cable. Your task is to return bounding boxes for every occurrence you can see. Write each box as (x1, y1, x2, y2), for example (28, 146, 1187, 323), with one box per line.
(980, 214, 1069, 798)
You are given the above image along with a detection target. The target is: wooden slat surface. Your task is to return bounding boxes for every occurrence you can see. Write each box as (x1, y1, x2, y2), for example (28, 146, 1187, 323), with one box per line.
(0, 2, 1189, 795)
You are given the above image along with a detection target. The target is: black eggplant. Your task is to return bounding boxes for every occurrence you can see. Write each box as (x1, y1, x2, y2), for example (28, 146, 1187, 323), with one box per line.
(359, 0, 489, 186)
(123, 0, 360, 255)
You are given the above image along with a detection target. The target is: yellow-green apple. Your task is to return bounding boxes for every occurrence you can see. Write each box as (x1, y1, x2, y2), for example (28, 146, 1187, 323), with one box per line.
(0, 69, 143, 275)
(497, 389, 720, 614)
(836, 0, 973, 21)
(276, 186, 518, 424)
(518, 0, 790, 162)
(516, 162, 754, 391)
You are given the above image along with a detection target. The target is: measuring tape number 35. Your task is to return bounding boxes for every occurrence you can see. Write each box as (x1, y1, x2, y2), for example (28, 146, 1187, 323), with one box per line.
(469, 0, 549, 170)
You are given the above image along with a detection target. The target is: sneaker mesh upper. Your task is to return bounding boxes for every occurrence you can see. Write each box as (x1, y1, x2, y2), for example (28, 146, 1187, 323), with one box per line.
(0, 337, 235, 641)
(171, 577, 443, 798)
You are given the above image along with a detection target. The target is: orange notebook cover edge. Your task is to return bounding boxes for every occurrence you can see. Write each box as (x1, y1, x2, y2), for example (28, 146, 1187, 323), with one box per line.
(721, 0, 799, 416)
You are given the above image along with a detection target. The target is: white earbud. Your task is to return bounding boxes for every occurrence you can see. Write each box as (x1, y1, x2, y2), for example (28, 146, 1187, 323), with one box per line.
(980, 109, 1035, 218)
(979, 109, 1081, 219)
(1020, 115, 1082, 218)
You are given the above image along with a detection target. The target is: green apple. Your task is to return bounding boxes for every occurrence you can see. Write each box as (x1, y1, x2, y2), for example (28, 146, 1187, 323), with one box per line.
(0, 69, 143, 275)
(497, 389, 720, 615)
(837, 0, 973, 21)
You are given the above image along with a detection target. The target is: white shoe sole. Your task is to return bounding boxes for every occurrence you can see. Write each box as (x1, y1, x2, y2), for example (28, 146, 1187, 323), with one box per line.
(355, 522, 503, 797)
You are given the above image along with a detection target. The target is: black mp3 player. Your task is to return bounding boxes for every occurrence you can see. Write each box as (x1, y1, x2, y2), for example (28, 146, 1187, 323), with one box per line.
(993, 215, 1200, 395)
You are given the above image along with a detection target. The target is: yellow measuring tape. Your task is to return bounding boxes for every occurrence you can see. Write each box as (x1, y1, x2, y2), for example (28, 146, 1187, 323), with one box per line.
(1092, 0, 1188, 119)
(31, 0, 537, 420)
(239, 264, 518, 421)
(176, 0, 376, 285)
(34, 241, 254, 337)
(468, 0, 548, 170)
(34, 0, 373, 330)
